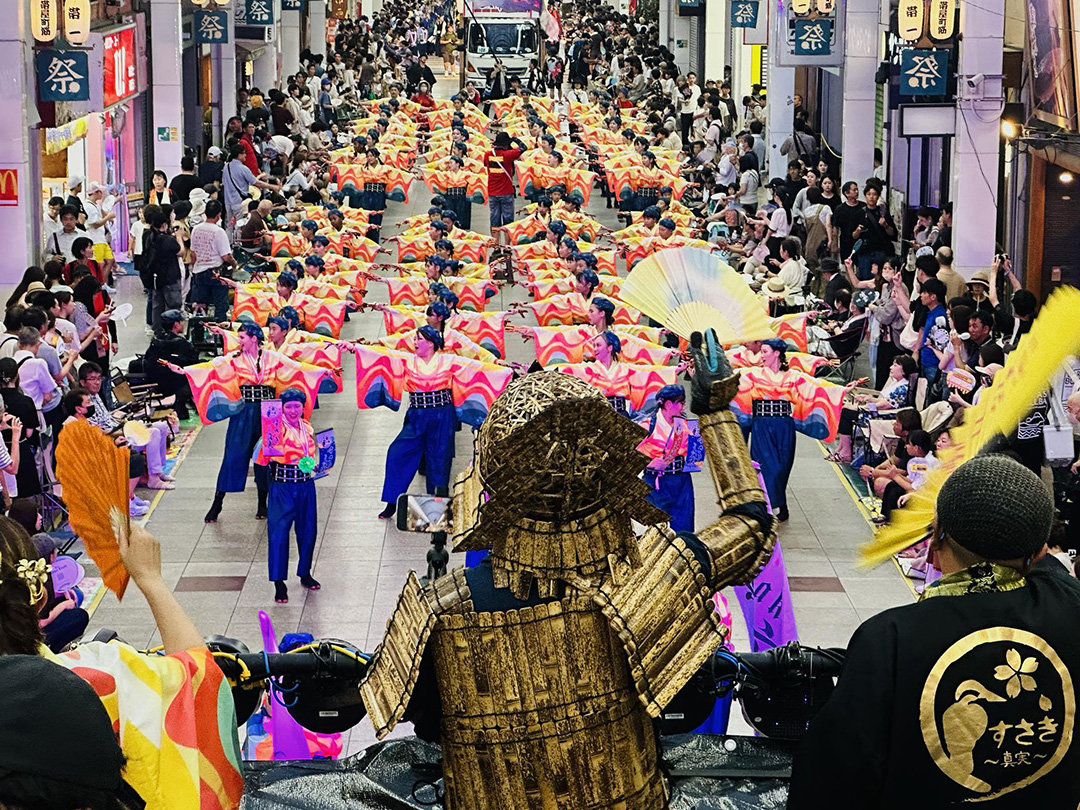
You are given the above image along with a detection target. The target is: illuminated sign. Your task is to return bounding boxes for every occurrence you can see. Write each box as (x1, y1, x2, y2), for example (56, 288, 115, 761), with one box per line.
(103, 27, 138, 107)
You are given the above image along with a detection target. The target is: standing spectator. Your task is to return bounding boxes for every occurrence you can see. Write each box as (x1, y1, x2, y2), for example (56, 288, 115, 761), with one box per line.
(831, 181, 866, 262)
(238, 121, 261, 173)
(147, 170, 171, 206)
(144, 310, 198, 421)
(62, 237, 105, 286)
(199, 146, 225, 185)
(65, 175, 87, 225)
(678, 72, 700, 143)
(42, 196, 64, 254)
(168, 155, 201, 202)
(145, 212, 184, 333)
(846, 183, 898, 282)
(221, 145, 277, 234)
(988, 255, 1037, 350)
(406, 54, 436, 94)
(915, 277, 948, 394)
(45, 206, 81, 263)
(12, 328, 63, 445)
(81, 183, 117, 284)
(934, 246, 966, 302)
(484, 131, 525, 229)
(189, 199, 235, 321)
(269, 90, 296, 137)
(0, 358, 39, 498)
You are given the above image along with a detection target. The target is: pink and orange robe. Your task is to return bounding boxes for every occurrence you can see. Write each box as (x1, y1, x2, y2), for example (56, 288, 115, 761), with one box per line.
(520, 249, 619, 279)
(524, 324, 678, 366)
(730, 366, 846, 442)
(267, 231, 380, 262)
(383, 274, 498, 312)
(729, 345, 832, 377)
(525, 292, 640, 326)
(354, 347, 512, 426)
(517, 164, 596, 205)
(395, 233, 489, 264)
(771, 312, 810, 352)
(553, 359, 678, 412)
(497, 213, 551, 245)
(420, 168, 488, 205)
(528, 274, 623, 300)
(621, 234, 714, 266)
(219, 328, 344, 393)
(184, 348, 327, 424)
(233, 287, 348, 338)
(334, 164, 413, 203)
(380, 305, 508, 358)
(376, 327, 496, 363)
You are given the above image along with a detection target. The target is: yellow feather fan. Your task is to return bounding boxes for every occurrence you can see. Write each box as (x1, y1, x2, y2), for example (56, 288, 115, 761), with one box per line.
(860, 285, 1080, 568)
(56, 419, 132, 598)
(618, 246, 777, 344)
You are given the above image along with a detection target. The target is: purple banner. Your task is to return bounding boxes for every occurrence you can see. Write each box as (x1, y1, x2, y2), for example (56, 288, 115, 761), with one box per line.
(468, 0, 541, 12)
(734, 542, 799, 652)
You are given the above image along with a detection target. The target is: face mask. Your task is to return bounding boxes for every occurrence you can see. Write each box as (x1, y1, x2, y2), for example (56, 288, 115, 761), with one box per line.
(84, 405, 95, 418)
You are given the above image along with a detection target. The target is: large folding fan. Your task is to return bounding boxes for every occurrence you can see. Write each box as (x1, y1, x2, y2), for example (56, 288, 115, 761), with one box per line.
(618, 247, 776, 344)
(56, 419, 131, 598)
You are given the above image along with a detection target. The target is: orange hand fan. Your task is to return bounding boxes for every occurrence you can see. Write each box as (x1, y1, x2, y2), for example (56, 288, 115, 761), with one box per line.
(55, 419, 131, 599)
(618, 246, 777, 344)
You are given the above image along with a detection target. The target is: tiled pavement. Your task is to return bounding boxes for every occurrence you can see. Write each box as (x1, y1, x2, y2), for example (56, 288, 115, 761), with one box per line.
(79, 68, 912, 751)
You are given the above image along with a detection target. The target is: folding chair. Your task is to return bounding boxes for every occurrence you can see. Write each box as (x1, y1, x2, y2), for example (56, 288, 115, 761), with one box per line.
(817, 327, 864, 383)
(110, 367, 177, 433)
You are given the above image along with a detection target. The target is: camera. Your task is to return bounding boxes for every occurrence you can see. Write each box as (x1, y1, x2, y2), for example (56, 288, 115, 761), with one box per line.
(965, 73, 985, 89)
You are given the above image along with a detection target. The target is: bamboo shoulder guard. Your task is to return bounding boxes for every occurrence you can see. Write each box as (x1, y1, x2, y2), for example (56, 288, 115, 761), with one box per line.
(359, 568, 473, 737)
(571, 526, 728, 717)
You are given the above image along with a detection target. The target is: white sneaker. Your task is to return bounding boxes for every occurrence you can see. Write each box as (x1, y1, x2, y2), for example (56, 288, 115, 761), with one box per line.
(129, 501, 149, 517)
(103, 284, 117, 295)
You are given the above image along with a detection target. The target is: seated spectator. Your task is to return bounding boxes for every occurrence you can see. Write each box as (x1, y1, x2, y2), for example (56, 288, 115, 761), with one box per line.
(807, 289, 867, 356)
(767, 235, 808, 291)
(0, 359, 38, 499)
(860, 407, 922, 497)
(0, 517, 244, 806)
(62, 387, 150, 518)
(6, 497, 39, 536)
(12, 326, 64, 445)
(78, 362, 177, 491)
(144, 309, 199, 420)
(829, 354, 918, 462)
(30, 531, 90, 653)
(877, 428, 938, 522)
(818, 258, 851, 307)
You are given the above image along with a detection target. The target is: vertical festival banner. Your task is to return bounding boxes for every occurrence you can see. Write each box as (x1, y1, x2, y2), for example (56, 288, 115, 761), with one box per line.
(63, 0, 90, 45)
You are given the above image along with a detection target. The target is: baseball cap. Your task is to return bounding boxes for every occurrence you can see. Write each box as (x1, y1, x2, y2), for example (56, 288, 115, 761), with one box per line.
(207, 146, 224, 158)
(161, 309, 186, 327)
(67, 174, 84, 189)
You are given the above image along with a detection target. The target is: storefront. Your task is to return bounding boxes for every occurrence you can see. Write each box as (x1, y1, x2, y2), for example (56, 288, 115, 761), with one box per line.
(40, 16, 149, 259)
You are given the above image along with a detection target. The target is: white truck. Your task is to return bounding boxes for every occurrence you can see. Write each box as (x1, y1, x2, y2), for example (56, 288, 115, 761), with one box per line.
(461, 7, 543, 93)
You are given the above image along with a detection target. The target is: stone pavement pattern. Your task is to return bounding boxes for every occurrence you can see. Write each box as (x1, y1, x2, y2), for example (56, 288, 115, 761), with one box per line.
(83, 68, 911, 750)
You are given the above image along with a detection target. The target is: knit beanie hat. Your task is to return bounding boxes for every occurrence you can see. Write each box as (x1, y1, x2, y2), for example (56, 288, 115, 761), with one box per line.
(936, 454, 1053, 560)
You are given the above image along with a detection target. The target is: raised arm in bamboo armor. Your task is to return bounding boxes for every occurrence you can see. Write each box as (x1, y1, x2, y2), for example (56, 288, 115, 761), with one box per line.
(357, 329, 776, 810)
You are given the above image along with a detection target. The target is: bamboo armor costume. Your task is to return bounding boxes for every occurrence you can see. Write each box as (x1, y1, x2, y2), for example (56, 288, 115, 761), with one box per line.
(360, 337, 776, 810)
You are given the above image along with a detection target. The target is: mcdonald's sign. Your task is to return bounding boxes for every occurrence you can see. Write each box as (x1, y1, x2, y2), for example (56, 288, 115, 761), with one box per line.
(0, 169, 18, 206)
